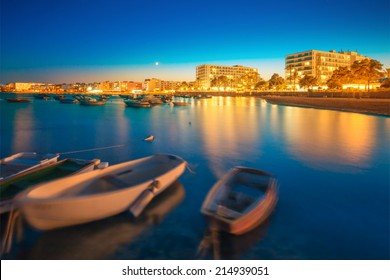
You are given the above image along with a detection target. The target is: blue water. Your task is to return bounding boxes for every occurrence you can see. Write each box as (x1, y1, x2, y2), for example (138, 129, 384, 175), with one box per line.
(1, 93, 389, 260)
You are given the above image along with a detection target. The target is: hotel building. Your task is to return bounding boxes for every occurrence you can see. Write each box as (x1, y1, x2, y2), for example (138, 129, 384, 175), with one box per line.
(196, 64, 258, 89)
(285, 50, 368, 85)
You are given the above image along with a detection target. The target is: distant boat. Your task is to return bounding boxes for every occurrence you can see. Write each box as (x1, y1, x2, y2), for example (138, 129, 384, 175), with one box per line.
(1, 152, 59, 182)
(15, 154, 187, 230)
(60, 98, 79, 104)
(80, 98, 105, 106)
(53, 95, 65, 100)
(172, 101, 190, 106)
(201, 167, 278, 235)
(124, 99, 151, 108)
(144, 135, 154, 141)
(6, 98, 31, 103)
(34, 94, 51, 100)
(0, 158, 102, 214)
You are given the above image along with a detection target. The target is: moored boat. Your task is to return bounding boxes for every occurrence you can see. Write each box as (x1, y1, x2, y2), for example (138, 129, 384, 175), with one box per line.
(60, 98, 79, 104)
(15, 154, 186, 230)
(201, 167, 278, 235)
(6, 98, 31, 103)
(1, 152, 59, 182)
(79, 98, 105, 106)
(172, 101, 190, 106)
(0, 158, 103, 214)
(124, 99, 151, 108)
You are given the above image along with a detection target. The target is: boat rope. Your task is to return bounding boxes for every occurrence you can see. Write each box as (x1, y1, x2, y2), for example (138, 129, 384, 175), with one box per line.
(0, 206, 21, 256)
(186, 163, 197, 174)
(58, 144, 126, 155)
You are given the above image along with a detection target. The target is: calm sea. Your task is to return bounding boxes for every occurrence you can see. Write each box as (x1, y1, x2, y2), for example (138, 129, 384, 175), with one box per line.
(1, 93, 389, 260)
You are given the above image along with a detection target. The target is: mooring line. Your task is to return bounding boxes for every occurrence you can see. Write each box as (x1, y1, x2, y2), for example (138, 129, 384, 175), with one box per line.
(58, 144, 126, 155)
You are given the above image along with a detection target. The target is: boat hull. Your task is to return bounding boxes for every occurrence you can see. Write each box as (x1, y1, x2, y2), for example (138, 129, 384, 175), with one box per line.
(0, 158, 100, 214)
(124, 100, 151, 108)
(16, 154, 186, 230)
(6, 98, 31, 103)
(1, 152, 59, 182)
(201, 167, 278, 235)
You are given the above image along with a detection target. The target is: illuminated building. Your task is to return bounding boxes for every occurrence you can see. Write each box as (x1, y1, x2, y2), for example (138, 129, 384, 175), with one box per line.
(285, 50, 368, 86)
(196, 64, 258, 89)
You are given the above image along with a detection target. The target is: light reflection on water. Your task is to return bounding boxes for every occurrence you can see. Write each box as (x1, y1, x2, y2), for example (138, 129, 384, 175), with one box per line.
(0, 94, 389, 259)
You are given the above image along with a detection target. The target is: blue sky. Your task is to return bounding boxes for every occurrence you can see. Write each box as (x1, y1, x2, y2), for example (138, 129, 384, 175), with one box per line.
(1, 0, 389, 83)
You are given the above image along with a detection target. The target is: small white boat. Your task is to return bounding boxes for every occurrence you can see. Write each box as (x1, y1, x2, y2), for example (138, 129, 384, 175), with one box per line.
(15, 154, 187, 230)
(144, 135, 154, 141)
(1, 152, 59, 182)
(201, 167, 278, 235)
(172, 101, 189, 106)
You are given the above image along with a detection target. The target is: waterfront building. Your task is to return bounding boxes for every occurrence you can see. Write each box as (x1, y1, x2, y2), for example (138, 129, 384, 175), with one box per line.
(127, 81, 143, 92)
(143, 78, 161, 92)
(285, 50, 368, 86)
(14, 82, 44, 92)
(161, 80, 181, 91)
(196, 64, 258, 90)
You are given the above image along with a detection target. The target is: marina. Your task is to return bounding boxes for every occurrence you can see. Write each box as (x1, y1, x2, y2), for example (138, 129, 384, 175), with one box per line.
(0, 93, 389, 260)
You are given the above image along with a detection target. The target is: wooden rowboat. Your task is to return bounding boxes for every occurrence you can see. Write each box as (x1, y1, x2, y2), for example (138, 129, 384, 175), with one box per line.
(6, 98, 31, 103)
(15, 154, 187, 230)
(124, 99, 151, 108)
(201, 167, 278, 235)
(0, 158, 102, 214)
(1, 152, 59, 182)
(172, 101, 189, 106)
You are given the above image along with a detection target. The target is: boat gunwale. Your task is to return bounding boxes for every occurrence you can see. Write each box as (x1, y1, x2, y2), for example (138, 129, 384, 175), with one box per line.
(16, 154, 186, 205)
(201, 167, 278, 225)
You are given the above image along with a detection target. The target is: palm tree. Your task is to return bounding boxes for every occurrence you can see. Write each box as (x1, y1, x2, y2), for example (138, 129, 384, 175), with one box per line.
(292, 71, 299, 91)
(286, 64, 293, 89)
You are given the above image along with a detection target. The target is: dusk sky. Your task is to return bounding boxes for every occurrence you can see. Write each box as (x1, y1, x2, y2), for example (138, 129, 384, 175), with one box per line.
(1, 0, 389, 84)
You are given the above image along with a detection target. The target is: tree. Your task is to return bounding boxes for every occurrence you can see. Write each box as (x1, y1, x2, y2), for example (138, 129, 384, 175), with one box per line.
(286, 64, 293, 89)
(292, 71, 299, 91)
(268, 73, 285, 90)
(211, 75, 230, 90)
(351, 59, 384, 91)
(236, 72, 259, 91)
(381, 79, 390, 88)
(179, 82, 189, 91)
(299, 75, 318, 90)
(255, 78, 268, 91)
(326, 66, 352, 90)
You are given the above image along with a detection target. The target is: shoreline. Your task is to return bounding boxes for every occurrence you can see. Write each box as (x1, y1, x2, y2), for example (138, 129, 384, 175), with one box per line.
(263, 96, 390, 117)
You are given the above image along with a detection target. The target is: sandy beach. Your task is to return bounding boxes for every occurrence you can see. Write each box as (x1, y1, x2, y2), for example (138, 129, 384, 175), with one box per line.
(263, 96, 390, 116)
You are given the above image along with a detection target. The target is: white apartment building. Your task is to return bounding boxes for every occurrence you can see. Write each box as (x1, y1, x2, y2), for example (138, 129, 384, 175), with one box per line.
(14, 82, 44, 91)
(196, 64, 258, 89)
(285, 50, 368, 85)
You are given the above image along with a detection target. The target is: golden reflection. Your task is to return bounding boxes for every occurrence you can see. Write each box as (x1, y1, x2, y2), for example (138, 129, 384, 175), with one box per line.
(196, 97, 261, 177)
(10, 105, 34, 153)
(279, 106, 378, 171)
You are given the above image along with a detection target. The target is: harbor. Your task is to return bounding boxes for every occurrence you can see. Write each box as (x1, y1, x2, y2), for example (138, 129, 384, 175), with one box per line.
(1, 93, 389, 259)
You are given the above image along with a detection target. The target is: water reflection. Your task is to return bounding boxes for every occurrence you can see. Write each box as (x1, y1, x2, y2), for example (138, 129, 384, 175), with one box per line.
(2, 103, 35, 154)
(197, 220, 270, 260)
(194, 97, 262, 177)
(17, 182, 184, 260)
(273, 105, 378, 172)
